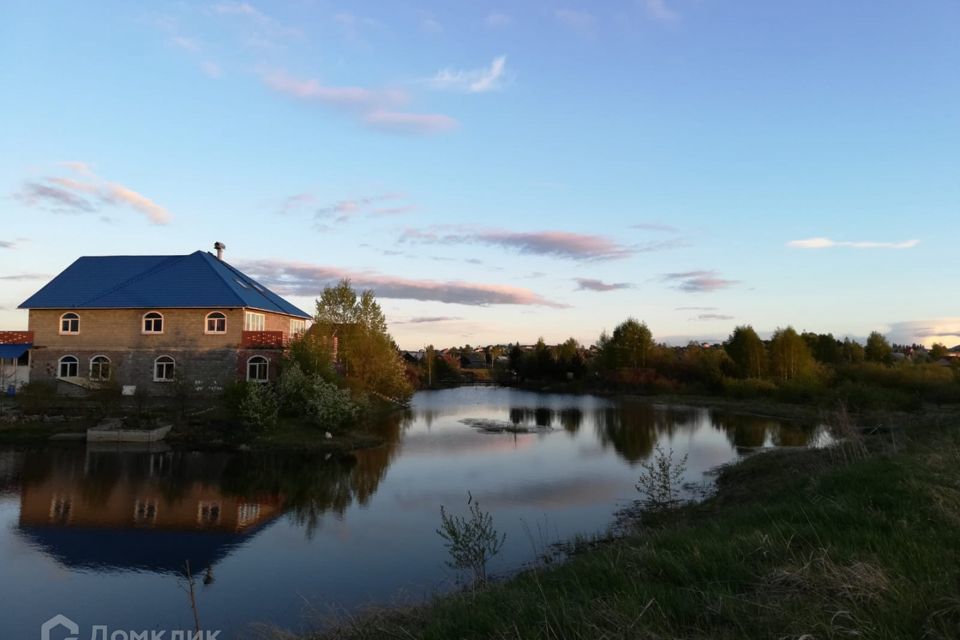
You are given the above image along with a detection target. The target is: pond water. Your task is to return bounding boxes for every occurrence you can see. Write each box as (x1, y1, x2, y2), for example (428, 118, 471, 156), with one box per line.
(0, 387, 828, 638)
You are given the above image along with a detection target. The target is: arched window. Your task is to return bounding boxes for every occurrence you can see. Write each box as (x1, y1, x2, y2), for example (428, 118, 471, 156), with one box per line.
(89, 355, 111, 381)
(142, 312, 164, 334)
(59, 313, 80, 335)
(247, 356, 269, 382)
(205, 311, 227, 334)
(154, 356, 175, 382)
(58, 355, 79, 378)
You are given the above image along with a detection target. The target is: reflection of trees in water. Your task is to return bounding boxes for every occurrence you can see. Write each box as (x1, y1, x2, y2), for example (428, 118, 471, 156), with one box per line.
(505, 406, 583, 433)
(0, 450, 23, 494)
(351, 411, 404, 505)
(222, 412, 405, 537)
(709, 411, 818, 449)
(559, 408, 583, 434)
(593, 402, 703, 463)
(220, 453, 356, 537)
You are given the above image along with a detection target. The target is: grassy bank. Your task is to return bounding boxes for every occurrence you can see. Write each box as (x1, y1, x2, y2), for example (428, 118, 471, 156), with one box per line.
(301, 414, 960, 640)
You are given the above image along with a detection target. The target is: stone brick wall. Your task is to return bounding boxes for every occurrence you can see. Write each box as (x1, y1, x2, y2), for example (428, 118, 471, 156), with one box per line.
(28, 307, 301, 392)
(31, 348, 241, 394)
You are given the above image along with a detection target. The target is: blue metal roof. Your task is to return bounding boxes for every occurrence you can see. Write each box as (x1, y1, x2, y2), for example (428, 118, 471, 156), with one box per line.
(0, 344, 31, 359)
(19, 251, 311, 319)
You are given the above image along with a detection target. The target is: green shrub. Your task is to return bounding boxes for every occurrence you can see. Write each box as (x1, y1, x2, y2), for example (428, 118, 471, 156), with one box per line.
(16, 381, 58, 414)
(722, 377, 777, 399)
(277, 362, 311, 415)
(276, 362, 358, 429)
(238, 382, 279, 432)
(775, 377, 825, 404)
(830, 380, 913, 411)
(303, 377, 358, 430)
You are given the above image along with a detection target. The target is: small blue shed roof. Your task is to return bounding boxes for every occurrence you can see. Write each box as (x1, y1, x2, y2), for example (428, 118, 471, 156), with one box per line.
(0, 344, 31, 359)
(19, 251, 311, 319)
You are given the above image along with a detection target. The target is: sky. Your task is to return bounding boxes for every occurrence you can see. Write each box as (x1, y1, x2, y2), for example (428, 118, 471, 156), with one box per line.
(1, 0, 958, 349)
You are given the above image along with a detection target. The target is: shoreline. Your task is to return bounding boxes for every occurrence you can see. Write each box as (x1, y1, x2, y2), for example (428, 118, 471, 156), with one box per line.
(295, 410, 960, 639)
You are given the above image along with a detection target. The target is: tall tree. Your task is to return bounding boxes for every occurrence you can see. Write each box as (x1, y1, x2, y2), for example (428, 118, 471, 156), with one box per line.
(841, 338, 865, 364)
(600, 318, 655, 369)
(769, 326, 815, 380)
(312, 279, 412, 401)
(723, 325, 767, 378)
(930, 342, 949, 361)
(865, 331, 893, 364)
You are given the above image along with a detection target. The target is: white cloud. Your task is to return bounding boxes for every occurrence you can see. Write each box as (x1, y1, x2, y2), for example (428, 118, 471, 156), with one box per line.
(884, 319, 960, 348)
(555, 8, 597, 34)
(201, 60, 223, 78)
(643, 0, 679, 22)
(787, 237, 920, 250)
(419, 12, 443, 34)
(428, 56, 508, 93)
(484, 12, 513, 29)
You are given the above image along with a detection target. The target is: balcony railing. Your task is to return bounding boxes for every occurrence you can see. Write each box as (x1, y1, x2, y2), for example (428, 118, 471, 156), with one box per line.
(241, 331, 287, 349)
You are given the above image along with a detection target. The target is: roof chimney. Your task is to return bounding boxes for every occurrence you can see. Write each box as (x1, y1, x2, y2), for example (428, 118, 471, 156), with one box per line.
(214, 242, 226, 260)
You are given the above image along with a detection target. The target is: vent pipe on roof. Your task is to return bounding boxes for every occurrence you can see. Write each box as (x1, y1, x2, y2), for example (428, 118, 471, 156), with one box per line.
(214, 242, 226, 260)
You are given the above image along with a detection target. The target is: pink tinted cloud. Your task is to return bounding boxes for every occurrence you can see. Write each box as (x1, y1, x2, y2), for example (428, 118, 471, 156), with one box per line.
(400, 227, 634, 261)
(262, 70, 401, 108)
(787, 237, 919, 250)
(237, 259, 566, 307)
(363, 109, 458, 135)
(661, 270, 739, 293)
(262, 70, 456, 135)
(574, 278, 632, 292)
(14, 164, 171, 225)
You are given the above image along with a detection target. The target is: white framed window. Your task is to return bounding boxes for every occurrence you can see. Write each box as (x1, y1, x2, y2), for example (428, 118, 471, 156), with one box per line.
(142, 311, 164, 334)
(290, 318, 307, 335)
(154, 355, 175, 382)
(205, 311, 227, 334)
(89, 355, 111, 381)
(247, 356, 269, 382)
(58, 355, 79, 378)
(244, 311, 265, 331)
(59, 312, 80, 335)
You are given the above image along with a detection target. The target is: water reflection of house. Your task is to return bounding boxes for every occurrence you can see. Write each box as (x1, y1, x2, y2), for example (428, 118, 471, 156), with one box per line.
(20, 474, 282, 532)
(17, 450, 284, 574)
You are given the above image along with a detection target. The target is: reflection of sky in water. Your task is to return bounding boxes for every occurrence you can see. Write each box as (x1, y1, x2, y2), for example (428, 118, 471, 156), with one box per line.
(0, 388, 826, 638)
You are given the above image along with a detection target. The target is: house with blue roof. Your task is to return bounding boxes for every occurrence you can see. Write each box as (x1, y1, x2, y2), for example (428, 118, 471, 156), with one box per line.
(18, 244, 312, 393)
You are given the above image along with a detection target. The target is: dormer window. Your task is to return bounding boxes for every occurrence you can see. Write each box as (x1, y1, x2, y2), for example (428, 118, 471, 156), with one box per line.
(142, 312, 164, 334)
(59, 313, 79, 335)
(206, 311, 227, 334)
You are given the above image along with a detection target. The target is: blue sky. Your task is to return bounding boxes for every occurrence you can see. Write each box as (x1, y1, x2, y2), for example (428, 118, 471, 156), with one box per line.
(1, 0, 958, 349)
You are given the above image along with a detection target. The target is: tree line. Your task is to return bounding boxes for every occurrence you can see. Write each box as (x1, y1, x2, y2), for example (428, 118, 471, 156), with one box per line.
(414, 319, 959, 411)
